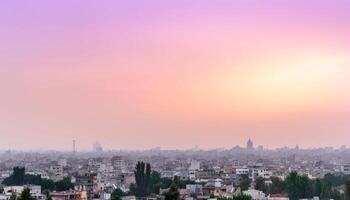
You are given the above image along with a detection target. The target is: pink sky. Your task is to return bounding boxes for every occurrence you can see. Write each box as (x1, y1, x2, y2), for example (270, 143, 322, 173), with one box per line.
(0, 0, 349, 150)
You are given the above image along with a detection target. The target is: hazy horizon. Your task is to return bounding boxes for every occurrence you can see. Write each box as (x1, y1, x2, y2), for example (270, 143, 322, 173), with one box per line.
(0, 0, 349, 150)
(0, 142, 348, 152)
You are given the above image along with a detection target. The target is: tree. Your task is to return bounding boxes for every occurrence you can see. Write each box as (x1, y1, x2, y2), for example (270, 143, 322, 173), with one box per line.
(133, 161, 152, 197)
(9, 192, 17, 200)
(150, 171, 162, 194)
(233, 193, 253, 200)
(55, 177, 74, 191)
(314, 179, 322, 197)
(112, 188, 126, 200)
(46, 193, 53, 200)
(164, 184, 180, 200)
(255, 177, 267, 193)
(18, 188, 35, 200)
(239, 174, 251, 191)
(285, 172, 312, 200)
(345, 181, 350, 200)
(267, 177, 286, 194)
(217, 197, 232, 200)
(3, 167, 25, 186)
(145, 163, 151, 194)
(217, 193, 252, 200)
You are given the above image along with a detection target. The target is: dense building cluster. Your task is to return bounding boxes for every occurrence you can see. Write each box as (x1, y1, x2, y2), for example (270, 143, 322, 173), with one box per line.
(0, 140, 349, 200)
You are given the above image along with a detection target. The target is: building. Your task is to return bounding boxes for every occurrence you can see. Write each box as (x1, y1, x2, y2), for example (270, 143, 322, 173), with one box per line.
(251, 168, 272, 180)
(243, 190, 267, 200)
(247, 139, 254, 150)
(189, 160, 201, 171)
(267, 194, 289, 200)
(51, 191, 88, 200)
(75, 173, 97, 200)
(186, 184, 203, 195)
(236, 168, 250, 176)
(111, 156, 124, 174)
(50, 191, 87, 200)
(341, 164, 350, 175)
(49, 165, 64, 181)
(3, 185, 45, 200)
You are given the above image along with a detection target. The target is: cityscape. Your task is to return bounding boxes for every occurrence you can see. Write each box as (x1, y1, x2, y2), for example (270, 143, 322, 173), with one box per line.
(1, 1, 350, 200)
(0, 139, 349, 200)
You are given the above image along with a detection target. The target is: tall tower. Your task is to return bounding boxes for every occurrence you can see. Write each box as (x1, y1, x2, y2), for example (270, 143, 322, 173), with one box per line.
(247, 138, 254, 150)
(73, 140, 76, 153)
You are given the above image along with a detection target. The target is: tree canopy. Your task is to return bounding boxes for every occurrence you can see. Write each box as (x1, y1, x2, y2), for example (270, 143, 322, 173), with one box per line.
(2, 167, 74, 192)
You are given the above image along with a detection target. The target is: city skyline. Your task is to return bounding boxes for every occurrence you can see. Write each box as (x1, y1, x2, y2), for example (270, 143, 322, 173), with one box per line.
(0, 0, 350, 150)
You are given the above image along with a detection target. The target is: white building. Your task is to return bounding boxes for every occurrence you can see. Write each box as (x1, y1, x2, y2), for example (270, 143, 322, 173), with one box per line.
(189, 160, 201, 171)
(236, 168, 250, 175)
(341, 164, 350, 175)
(243, 189, 267, 200)
(3, 185, 45, 200)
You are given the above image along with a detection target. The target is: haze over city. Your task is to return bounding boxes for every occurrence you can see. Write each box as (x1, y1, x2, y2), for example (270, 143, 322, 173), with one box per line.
(0, 0, 349, 151)
(2, 2, 350, 200)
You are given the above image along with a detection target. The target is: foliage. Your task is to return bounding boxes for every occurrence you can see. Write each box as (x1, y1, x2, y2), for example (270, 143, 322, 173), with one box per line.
(133, 161, 152, 197)
(54, 177, 74, 191)
(255, 177, 267, 193)
(285, 172, 312, 200)
(346, 181, 350, 200)
(239, 174, 251, 191)
(45, 191, 53, 200)
(131, 164, 192, 196)
(217, 193, 252, 200)
(164, 184, 180, 200)
(9, 192, 17, 200)
(233, 193, 253, 200)
(323, 174, 350, 187)
(111, 188, 127, 200)
(265, 172, 344, 200)
(18, 188, 35, 200)
(2, 167, 73, 192)
(173, 176, 196, 189)
(3, 167, 25, 186)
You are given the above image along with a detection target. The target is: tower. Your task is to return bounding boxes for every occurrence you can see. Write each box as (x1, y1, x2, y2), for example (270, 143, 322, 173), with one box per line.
(73, 139, 76, 153)
(247, 138, 254, 150)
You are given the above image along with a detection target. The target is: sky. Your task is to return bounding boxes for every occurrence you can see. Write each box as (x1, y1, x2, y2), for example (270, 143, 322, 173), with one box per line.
(0, 0, 349, 151)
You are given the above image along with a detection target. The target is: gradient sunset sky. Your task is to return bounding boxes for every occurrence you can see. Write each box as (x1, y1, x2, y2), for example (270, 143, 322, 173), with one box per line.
(0, 0, 349, 150)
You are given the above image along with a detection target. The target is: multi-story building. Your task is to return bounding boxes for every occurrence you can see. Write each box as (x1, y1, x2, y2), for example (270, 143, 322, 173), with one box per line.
(75, 173, 97, 200)
(51, 191, 88, 200)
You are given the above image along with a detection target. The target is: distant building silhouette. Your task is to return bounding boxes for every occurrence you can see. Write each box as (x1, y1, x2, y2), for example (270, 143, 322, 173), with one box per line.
(247, 139, 254, 150)
(73, 139, 76, 153)
(93, 141, 103, 152)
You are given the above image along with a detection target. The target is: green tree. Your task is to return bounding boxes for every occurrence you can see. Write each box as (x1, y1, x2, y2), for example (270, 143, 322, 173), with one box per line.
(285, 172, 312, 200)
(3, 167, 25, 186)
(112, 188, 126, 197)
(150, 171, 162, 194)
(217, 197, 232, 200)
(314, 179, 322, 197)
(239, 174, 251, 191)
(111, 188, 126, 200)
(267, 177, 286, 194)
(133, 161, 152, 197)
(55, 177, 74, 191)
(345, 181, 350, 200)
(233, 193, 253, 200)
(18, 188, 35, 200)
(255, 177, 267, 193)
(320, 179, 332, 199)
(46, 192, 53, 200)
(164, 184, 180, 200)
(9, 192, 17, 200)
